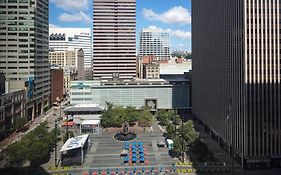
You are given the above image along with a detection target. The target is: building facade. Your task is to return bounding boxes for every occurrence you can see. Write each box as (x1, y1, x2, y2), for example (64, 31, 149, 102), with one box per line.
(49, 49, 84, 80)
(0, 71, 5, 95)
(70, 80, 190, 110)
(93, 0, 136, 80)
(192, 0, 281, 168)
(49, 28, 92, 72)
(64, 68, 77, 95)
(0, 90, 25, 140)
(0, 0, 50, 120)
(50, 68, 64, 105)
(160, 60, 192, 75)
(139, 28, 170, 61)
(143, 63, 160, 79)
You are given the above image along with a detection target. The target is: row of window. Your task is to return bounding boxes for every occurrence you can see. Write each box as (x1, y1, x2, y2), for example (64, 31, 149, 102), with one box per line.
(0, 66, 34, 69)
(0, 5, 28, 9)
(0, 0, 29, 3)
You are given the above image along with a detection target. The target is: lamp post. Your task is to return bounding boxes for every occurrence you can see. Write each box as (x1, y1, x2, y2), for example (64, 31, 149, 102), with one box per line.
(54, 120, 58, 167)
(81, 143, 84, 165)
(181, 114, 184, 162)
(174, 110, 177, 138)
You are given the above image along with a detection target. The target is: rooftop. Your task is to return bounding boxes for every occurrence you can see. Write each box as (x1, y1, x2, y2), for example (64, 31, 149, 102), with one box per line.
(64, 104, 104, 112)
(60, 134, 89, 152)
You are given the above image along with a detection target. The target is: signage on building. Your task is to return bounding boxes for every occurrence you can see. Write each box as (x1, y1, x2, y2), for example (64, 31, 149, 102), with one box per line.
(25, 77, 34, 99)
(145, 99, 157, 111)
(78, 82, 84, 89)
(67, 136, 83, 148)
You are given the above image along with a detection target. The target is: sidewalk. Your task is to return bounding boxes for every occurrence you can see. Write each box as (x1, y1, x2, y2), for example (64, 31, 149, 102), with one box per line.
(0, 106, 57, 151)
(194, 122, 240, 167)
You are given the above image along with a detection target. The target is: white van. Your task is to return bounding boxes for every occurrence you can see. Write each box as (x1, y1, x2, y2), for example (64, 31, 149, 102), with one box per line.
(166, 139, 174, 150)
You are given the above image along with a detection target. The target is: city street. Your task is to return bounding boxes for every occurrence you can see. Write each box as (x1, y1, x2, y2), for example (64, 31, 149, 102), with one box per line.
(0, 100, 67, 152)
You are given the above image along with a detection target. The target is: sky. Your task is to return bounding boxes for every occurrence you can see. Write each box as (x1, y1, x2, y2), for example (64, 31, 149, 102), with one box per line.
(49, 0, 192, 52)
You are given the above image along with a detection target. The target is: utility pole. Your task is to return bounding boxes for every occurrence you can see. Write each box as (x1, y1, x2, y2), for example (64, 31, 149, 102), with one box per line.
(174, 109, 177, 138)
(66, 114, 69, 140)
(54, 120, 57, 167)
(181, 114, 184, 162)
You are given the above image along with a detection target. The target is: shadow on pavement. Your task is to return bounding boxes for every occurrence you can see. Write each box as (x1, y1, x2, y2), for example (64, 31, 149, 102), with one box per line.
(0, 166, 51, 175)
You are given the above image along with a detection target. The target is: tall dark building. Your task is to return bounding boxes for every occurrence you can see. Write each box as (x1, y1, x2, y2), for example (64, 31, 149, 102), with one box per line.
(192, 0, 281, 169)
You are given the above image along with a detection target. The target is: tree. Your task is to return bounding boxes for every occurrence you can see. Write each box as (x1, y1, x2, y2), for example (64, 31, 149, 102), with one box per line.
(166, 123, 176, 139)
(125, 106, 140, 123)
(13, 117, 28, 131)
(26, 141, 50, 166)
(4, 141, 27, 167)
(155, 109, 170, 126)
(172, 114, 181, 125)
(101, 104, 127, 127)
(105, 101, 113, 110)
(171, 120, 199, 162)
(180, 120, 199, 145)
(4, 122, 60, 167)
(138, 107, 154, 127)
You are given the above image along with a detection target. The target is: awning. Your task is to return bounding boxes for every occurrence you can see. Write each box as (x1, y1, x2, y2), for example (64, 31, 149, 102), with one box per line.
(81, 120, 100, 125)
(60, 134, 89, 152)
(62, 121, 74, 126)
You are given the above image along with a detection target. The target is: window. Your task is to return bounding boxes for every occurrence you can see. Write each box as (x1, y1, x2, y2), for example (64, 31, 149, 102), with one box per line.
(19, 0, 29, 3)
(8, 27, 17, 31)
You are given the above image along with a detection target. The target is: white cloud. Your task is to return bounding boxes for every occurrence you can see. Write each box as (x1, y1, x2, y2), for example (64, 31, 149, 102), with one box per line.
(49, 23, 59, 28)
(143, 6, 191, 25)
(146, 26, 191, 40)
(50, 0, 89, 11)
(178, 43, 184, 47)
(58, 11, 91, 23)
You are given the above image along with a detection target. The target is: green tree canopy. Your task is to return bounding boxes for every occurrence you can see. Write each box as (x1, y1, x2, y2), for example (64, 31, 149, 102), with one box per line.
(166, 120, 199, 162)
(101, 103, 153, 128)
(138, 107, 154, 127)
(4, 122, 60, 167)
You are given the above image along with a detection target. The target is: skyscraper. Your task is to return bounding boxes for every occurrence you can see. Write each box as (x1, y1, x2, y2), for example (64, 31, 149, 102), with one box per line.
(0, 0, 50, 120)
(192, 0, 281, 168)
(49, 28, 92, 70)
(93, 0, 136, 80)
(139, 28, 170, 61)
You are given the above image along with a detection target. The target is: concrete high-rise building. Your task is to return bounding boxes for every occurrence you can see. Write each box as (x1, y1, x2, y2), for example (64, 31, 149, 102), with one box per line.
(93, 0, 136, 80)
(139, 29, 170, 61)
(49, 28, 92, 73)
(192, 0, 281, 168)
(49, 49, 84, 80)
(0, 0, 50, 120)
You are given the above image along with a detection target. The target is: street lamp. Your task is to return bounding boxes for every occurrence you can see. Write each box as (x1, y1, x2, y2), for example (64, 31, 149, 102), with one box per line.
(81, 143, 84, 165)
(54, 120, 58, 167)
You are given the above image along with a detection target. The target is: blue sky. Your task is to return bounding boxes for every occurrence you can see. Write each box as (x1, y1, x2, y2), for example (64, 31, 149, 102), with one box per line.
(49, 0, 191, 51)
